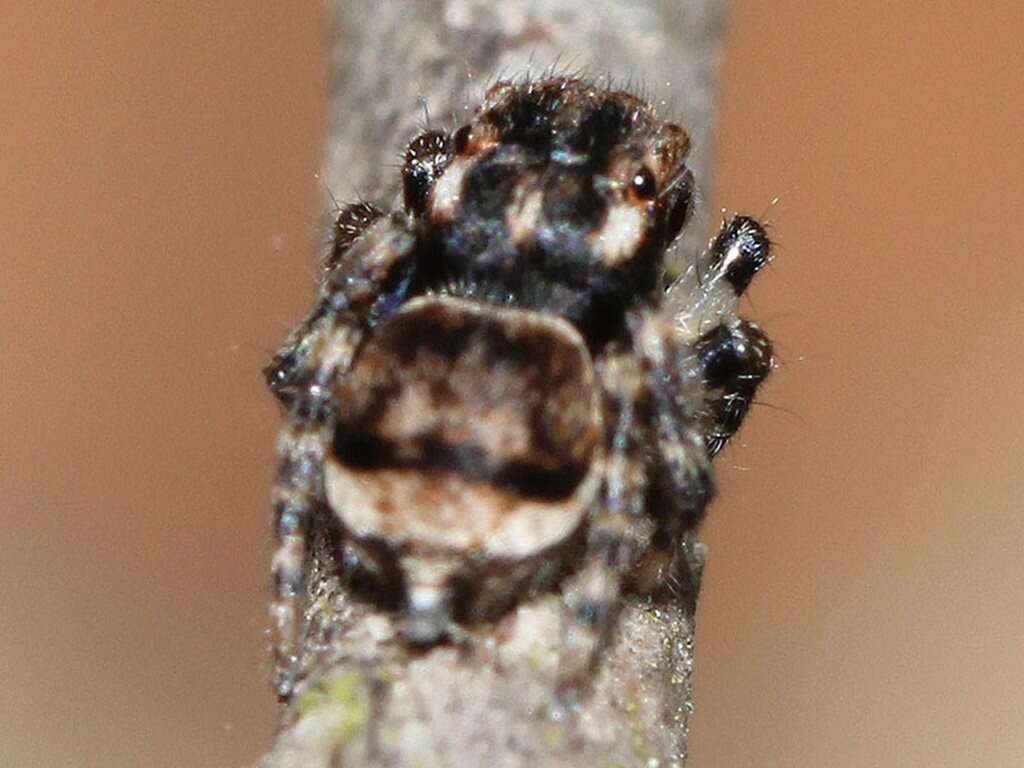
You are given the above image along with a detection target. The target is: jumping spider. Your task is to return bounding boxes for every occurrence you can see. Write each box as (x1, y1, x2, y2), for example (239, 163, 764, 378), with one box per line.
(265, 77, 774, 701)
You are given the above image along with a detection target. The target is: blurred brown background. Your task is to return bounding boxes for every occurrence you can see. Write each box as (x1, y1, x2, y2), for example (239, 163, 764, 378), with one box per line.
(3, 3, 1022, 766)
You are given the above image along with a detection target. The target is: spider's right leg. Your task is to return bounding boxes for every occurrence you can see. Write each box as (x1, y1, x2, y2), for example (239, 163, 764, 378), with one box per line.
(269, 220, 417, 700)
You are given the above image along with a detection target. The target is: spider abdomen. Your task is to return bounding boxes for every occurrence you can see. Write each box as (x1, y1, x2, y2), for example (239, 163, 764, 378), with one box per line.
(324, 295, 604, 639)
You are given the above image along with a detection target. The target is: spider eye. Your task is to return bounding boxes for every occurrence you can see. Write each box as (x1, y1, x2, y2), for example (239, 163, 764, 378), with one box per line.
(629, 166, 657, 200)
(452, 124, 472, 154)
(664, 170, 694, 244)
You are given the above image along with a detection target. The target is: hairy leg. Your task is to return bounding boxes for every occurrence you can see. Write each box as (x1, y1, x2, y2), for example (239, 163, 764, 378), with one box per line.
(558, 349, 651, 699)
(401, 130, 451, 216)
(667, 214, 774, 455)
(267, 126, 452, 406)
(668, 214, 772, 341)
(322, 201, 384, 278)
(268, 220, 418, 698)
(693, 318, 773, 456)
(265, 200, 384, 405)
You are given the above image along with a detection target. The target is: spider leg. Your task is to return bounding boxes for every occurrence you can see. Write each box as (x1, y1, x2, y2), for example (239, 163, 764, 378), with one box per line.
(694, 318, 773, 456)
(631, 310, 715, 533)
(558, 350, 651, 699)
(269, 220, 417, 699)
(668, 214, 771, 339)
(557, 308, 719, 700)
(264, 200, 385, 406)
(322, 201, 385, 278)
(558, 216, 772, 691)
(270, 398, 331, 699)
(668, 214, 774, 455)
(401, 130, 451, 217)
(266, 126, 452, 406)
(270, 317, 365, 699)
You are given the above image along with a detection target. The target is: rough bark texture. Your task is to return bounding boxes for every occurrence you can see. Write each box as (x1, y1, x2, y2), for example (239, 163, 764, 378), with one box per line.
(262, 2, 726, 766)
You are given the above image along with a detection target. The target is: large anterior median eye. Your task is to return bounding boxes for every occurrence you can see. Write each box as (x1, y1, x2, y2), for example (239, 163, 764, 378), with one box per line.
(629, 166, 657, 201)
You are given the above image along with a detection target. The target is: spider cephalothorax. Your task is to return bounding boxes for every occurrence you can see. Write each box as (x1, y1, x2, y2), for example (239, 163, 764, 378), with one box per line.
(265, 77, 774, 700)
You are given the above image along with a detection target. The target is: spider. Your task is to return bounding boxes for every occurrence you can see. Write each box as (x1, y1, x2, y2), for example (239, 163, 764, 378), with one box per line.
(265, 76, 773, 701)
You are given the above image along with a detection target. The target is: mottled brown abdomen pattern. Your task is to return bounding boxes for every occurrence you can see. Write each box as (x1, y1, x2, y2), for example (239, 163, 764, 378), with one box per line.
(326, 296, 603, 559)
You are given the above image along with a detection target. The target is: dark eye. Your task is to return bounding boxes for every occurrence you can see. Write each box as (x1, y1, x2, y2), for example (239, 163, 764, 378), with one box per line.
(629, 166, 657, 200)
(664, 170, 694, 244)
(452, 124, 472, 154)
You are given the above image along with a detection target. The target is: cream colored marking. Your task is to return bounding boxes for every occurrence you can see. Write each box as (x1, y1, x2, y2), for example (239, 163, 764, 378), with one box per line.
(408, 582, 447, 608)
(324, 460, 601, 558)
(674, 281, 740, 343)
(429, 158, 469, 221)
(378, 380, 442, 441)
(591, 203, 644, 266)
(506, 189, 543, 246)
(485, 459, 603, 557)
(721, 241, 746, 275)
(377, 383, 535, 463)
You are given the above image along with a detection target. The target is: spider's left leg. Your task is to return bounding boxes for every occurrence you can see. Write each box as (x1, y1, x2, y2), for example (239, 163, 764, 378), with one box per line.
(558, 350, 652, 698)
(265, 129, 450, 406)
(270, 348, 342, 701)
(322, 201, 386, 278)
(269, 220, 417, 700)
(264, 200, 385, 406)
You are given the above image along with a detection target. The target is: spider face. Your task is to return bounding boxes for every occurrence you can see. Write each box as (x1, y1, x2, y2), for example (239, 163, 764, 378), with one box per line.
(265, 77, 774, 700)
(406, 79, 695, 347)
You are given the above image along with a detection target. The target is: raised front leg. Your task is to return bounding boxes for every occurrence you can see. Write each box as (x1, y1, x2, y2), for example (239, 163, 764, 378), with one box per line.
(668, 214, 772, 340)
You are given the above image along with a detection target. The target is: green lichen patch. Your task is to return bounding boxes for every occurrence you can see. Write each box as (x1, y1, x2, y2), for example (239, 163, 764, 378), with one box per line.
(296, 671, 371, 743)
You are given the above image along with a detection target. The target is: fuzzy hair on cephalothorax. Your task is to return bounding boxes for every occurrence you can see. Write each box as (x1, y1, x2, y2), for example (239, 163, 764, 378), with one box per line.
(264, 76, 775, 702)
